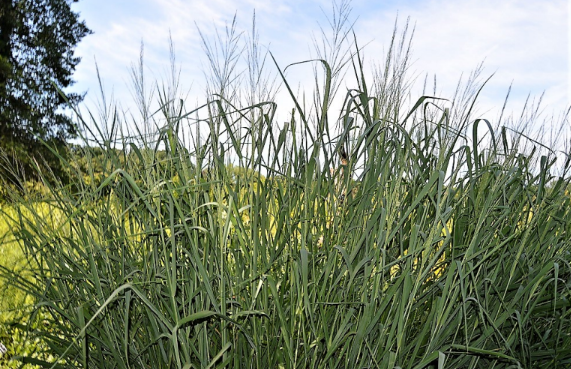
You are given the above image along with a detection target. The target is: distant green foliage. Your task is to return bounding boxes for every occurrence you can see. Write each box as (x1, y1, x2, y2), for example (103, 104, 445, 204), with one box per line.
(0, 0, 90, 185)
(0, 205, 43, 369)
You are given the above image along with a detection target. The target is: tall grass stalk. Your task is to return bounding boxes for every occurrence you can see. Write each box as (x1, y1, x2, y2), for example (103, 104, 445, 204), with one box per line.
(1, 5, 570, 368)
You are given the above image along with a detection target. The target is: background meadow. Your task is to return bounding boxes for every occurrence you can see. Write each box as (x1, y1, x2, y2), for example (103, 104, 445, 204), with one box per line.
(1, 1, 570, 368)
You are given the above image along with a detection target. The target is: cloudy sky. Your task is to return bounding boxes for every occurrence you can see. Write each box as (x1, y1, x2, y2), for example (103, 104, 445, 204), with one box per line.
(70, 0, 569, 128)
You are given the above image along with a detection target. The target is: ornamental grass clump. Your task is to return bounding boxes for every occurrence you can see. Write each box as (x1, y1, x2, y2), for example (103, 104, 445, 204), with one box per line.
(1, 4, 570, 368)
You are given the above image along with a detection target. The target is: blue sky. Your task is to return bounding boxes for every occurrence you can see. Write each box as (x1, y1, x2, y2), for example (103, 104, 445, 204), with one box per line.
(69, 0, 569, 127)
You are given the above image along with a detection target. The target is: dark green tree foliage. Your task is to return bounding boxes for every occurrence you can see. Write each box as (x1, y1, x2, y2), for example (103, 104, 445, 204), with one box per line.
(0, 0, 90, 183)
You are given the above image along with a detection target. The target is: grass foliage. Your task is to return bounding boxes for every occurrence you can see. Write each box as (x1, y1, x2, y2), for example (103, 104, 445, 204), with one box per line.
(1, 4, 571, 368)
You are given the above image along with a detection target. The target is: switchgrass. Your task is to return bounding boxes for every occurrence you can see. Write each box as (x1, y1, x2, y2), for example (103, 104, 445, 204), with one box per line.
(1, 7, 571, 368)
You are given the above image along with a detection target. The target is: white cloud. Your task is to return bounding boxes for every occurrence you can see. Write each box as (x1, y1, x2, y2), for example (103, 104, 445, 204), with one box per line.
(357, 0, 568, 122)
(70, 0, 568, 131)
